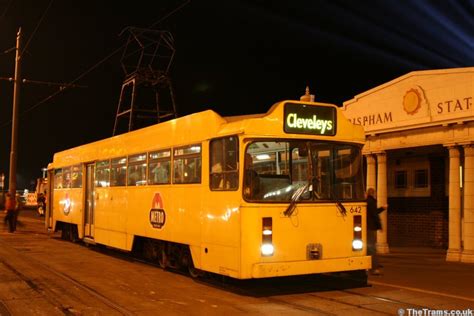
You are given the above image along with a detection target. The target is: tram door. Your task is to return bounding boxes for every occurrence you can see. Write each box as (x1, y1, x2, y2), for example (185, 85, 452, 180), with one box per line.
(84, 163, 95, 238)
(46, 169, 54, 230)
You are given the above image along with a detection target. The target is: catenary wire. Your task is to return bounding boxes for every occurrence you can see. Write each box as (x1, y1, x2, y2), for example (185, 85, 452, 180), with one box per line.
(1, 0, 190, 128)
(20, 0, 54, 58)
(0, 0, 13, 22)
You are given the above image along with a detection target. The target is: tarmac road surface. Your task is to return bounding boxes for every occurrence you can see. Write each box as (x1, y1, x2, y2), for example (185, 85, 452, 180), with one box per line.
(0, 209, 472, 315)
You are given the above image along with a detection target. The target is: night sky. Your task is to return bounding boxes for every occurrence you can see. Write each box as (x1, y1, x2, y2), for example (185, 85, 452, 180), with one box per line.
(0, 0, 473, 190)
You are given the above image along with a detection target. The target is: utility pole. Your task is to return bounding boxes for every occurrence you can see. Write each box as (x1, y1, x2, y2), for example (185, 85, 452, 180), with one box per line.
(1, 28, 84, 202)
(8, 28, 22, 199)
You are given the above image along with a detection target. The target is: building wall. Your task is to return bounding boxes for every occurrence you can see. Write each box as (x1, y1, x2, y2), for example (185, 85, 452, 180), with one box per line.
(342, 67, 474, 256)
(386, 153, 448, 247)
(388, 211, 448, 248)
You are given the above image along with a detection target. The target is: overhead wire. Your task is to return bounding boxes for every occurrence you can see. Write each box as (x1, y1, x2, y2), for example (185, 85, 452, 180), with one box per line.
(1, 0, 190, 128)
(21, 0, 54, 58)
(1, 0, 55, 128)
(20, 0, 190, 117)
(0, 0, 13, 22)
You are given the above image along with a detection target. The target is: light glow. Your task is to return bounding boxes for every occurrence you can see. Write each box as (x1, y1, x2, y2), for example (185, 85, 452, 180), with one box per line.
(256, 154, 271, 160)
(354, 226, 362, 232)
(261, 243, 274, 256)
(352, 239, 363, 250)
(263, 229, 272, 236)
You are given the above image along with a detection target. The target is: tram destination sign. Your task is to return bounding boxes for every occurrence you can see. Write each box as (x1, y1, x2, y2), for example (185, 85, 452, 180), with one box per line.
(284, 103, 336, 136)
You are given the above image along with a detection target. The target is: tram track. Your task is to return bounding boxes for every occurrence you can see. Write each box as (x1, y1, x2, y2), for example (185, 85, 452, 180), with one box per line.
(194, 270, 436, 315)
(103, 251, 389, 315)
(3, 234, 342, 315)
(84, 244, 436, 315)
(0, 237, 134, 316)
(1, 221, 468, 315)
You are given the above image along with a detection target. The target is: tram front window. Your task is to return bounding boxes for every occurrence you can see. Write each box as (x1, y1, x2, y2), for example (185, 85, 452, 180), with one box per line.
(244, 141, 364, 202)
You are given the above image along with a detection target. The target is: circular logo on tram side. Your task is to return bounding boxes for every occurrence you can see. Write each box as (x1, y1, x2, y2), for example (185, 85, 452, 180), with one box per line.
(63, 193, 71, 215)
(149, 192, 166, 229)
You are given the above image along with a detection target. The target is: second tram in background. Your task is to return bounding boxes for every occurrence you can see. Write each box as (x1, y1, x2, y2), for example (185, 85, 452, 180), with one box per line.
(46, 95, 370, 280)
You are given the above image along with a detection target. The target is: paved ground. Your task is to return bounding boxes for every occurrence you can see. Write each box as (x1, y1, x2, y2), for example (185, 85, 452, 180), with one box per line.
(0, 210, 472, 315)
(375, 247, 474, 302)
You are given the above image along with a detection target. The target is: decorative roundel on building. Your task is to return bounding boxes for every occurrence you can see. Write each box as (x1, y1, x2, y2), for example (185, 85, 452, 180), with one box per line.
(403, 88, 422, 115)
(149, 192, 166, 229)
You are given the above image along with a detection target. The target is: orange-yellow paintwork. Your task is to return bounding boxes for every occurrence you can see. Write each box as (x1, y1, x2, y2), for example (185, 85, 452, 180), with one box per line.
(49, 100, 370, 279)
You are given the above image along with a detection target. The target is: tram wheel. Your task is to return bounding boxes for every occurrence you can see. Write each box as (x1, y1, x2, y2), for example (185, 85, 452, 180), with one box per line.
(188, 261, 204, 278)
(158, 244, 167, 269)
(61, 224, 70, 240)
(183, 249, 204, 278)
(143, 240, 158, 261)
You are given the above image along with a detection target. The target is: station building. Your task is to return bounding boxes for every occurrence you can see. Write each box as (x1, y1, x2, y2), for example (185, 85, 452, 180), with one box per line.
(341, 67, 474, 263)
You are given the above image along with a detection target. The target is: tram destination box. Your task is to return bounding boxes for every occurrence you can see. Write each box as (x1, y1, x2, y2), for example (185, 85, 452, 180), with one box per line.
(284, 102, 337, 136)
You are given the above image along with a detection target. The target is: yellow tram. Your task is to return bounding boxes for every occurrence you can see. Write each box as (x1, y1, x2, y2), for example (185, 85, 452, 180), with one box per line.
(46, 99, 371, 279)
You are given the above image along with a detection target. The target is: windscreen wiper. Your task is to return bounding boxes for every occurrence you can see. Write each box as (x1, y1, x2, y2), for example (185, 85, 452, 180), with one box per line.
(335, 199, 347, 217)
(332, 187, 347, 217)
(283, 182, 311, 217)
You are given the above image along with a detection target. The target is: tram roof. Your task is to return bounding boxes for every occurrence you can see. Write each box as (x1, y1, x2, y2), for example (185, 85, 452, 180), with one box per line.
(50, 100, 363, 168)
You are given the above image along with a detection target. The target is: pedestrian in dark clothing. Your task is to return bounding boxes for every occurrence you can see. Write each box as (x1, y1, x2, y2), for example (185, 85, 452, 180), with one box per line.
(13, 193, 23, 231)
(3, 193, 16, 233)
(366, 188, 385, 275)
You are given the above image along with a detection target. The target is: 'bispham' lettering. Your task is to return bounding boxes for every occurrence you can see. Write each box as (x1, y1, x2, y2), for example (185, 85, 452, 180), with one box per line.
(286, 113, 333, 134)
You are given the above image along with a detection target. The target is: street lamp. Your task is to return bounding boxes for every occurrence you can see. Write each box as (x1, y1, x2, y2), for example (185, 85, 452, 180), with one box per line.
(41, 168, 47, 179)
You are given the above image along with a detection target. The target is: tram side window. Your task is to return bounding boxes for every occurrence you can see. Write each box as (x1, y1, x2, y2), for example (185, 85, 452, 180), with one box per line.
(127, 153, 147, 186)
(111, 157, 127, 187)
(210, 136, 238, 190)
(54, 169, 63, 189)
(148, 149, 171, 185)
(71, 165, 82, 188)
(174, 144, 201, 184)
(96, 160, 110, 187)
(62, 167, 71, 189)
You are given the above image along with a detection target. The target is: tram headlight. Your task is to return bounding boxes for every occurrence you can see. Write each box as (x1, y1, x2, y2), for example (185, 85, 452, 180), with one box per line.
(352, 215, 363, 251)
(261, 217, 274, 256)
(261, 243, 274, 256)
(352, 239, 363, 250)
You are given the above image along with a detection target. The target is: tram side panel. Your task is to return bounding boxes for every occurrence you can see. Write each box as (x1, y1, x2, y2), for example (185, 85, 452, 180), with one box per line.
(200, 190, 242, 278)
(93, 187, 129, 249)
(123, 184, 205, 260)
(52, 188, 84, 236)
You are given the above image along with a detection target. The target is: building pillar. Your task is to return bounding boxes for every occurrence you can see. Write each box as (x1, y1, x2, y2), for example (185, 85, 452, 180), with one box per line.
(376, 152, 389, 254)
(462, 145, 474, 263)
(446, 146, 462, 261)
(366, 154, 376, 192)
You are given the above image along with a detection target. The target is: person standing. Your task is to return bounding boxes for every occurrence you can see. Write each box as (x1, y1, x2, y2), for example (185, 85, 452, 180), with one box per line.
(243, 153, 260, 199)
(366, 188, 385, 275)
(3, 192, 16, 233)
(13, 193, 23, 231)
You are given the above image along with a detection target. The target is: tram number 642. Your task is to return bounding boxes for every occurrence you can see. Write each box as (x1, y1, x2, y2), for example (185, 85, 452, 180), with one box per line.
(349, 206, 362, 214)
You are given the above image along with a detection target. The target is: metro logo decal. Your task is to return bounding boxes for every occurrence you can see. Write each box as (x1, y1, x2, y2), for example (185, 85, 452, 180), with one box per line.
(284, 102, 336, 136)
(149, 192, 166, 229)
